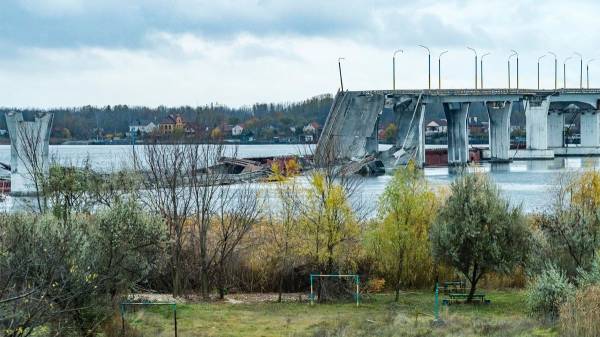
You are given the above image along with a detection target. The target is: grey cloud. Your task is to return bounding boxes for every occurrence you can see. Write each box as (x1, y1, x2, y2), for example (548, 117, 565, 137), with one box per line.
(1, 0, 599, 53)
(373, 11, 493, 48)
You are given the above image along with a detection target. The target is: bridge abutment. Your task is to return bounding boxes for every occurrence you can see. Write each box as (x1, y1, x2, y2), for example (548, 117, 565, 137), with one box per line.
(486, 101, 512, 162)
(443, 102, 470, 165)
(580, 111, 600, 147)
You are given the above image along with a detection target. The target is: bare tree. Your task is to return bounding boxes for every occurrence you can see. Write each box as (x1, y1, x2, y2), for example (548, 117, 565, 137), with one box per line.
(209, 182, 261, 299)
(135, 139, 193, 296)
(186, 142, 233, 299)
(266, 171, 300, 302)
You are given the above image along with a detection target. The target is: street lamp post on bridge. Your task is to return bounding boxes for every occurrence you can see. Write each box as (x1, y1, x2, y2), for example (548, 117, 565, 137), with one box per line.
(574, 52, 583, 89)
(510, 49, 519, 90)
(392, 49, 403, 90)
(338, 57, 345, 92)
(548, 52, 558, 90)
(418, 45, 431, 89)
(537, 54, 546, 90)
(587, 59, 596, 89)
(438, 50, 448, 89)
(467, 47, 478, 89)
(480, 52, 490, 89)
(564, 56, 573, 89)
(508, 50, 517, 89)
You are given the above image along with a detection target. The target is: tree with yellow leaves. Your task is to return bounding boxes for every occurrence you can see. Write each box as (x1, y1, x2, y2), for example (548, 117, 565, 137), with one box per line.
(366, 161, 438, 301)
(300, 171, 361, 275)
(537, 170, 600, 276)
(265, 160, 301, 301)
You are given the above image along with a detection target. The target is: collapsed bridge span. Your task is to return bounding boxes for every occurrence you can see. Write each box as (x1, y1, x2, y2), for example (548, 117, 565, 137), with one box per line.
(315, 89, 600, 169)
(315, 90, 425, 168)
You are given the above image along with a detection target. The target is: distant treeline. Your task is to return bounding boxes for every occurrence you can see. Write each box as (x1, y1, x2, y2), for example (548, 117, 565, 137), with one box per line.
(0, 94, 334, 140)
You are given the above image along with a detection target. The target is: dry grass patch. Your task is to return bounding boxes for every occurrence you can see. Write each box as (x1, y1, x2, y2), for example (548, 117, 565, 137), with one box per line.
(559, 285, 600, 337)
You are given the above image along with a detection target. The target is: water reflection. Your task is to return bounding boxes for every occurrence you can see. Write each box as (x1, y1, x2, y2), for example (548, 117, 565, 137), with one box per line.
(420, 157, 600, 213)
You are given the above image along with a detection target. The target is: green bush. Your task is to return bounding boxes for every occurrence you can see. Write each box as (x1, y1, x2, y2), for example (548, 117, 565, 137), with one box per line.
(526, 264, 575, 321)
(430, 173, 530, 302)
(577, 253, 600, 287)
(0, 201, 166, 337)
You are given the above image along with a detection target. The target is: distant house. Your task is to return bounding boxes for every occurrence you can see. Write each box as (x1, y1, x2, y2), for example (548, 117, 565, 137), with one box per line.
(129, 120, 157, 135)
(426, 119, 447, 134)
(159, 114, 185, 134)
(303, 122, 320, 134)
(232, 124, 244, 136)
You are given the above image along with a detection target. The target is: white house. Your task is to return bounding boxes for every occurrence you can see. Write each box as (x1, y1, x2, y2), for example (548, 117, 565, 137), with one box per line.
(425, 119, 447, 134)
(129, 121, 157, 135)
(232, 124, 244, 136)
(303, 122, 320, 134)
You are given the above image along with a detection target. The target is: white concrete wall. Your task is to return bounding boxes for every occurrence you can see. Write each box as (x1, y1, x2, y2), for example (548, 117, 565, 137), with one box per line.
(580, 111, 600, 147)
(525, 99, 550, 150)
(547, 112, 564, 148)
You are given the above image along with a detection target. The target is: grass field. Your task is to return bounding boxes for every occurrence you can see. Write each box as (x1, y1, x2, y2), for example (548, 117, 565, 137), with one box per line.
(123, 290, 558, 337)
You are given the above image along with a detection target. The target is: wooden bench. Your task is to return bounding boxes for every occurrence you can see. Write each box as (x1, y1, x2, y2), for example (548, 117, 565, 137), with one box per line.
(442, 293, 491, 305)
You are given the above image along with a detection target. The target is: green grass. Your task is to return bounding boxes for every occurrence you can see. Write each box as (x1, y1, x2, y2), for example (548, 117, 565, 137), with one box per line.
(123, 290, 559, 337)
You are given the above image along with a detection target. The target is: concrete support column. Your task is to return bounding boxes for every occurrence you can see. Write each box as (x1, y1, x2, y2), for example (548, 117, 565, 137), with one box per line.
(580, 111, 600, 147)
(525, 99, 550, 150)
(486, 101, 512, 162)
(5, 112, 53, 195)
(443, 102, 470, 165)
(547, 111, 564, 148)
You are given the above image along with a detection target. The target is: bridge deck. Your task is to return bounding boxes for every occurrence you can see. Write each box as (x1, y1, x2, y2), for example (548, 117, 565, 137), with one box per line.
(351, 88, 600, 96)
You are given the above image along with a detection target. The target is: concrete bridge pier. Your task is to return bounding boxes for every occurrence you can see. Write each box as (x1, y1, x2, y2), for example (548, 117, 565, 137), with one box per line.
(486, 101, 513, 162)
(5, 111, 53, 195)
(547, 111, 564, 148)
(580, 111, 600, 147)
(525, 99, 550, 150)
(443, 102, 470, 165)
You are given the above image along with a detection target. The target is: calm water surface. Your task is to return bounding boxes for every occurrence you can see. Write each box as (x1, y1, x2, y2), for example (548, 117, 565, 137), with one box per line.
(0, 144, 598, 213)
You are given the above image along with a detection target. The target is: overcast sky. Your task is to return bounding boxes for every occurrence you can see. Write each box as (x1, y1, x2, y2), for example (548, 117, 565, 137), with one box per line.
(1, 0, 599, 108)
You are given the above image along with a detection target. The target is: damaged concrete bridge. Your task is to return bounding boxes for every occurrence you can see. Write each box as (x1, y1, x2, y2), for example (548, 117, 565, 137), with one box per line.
(315, 89, 600, 168)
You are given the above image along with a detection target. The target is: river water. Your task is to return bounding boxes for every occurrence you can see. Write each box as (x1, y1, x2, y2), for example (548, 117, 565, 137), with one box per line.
(0, 144, 598, 213)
